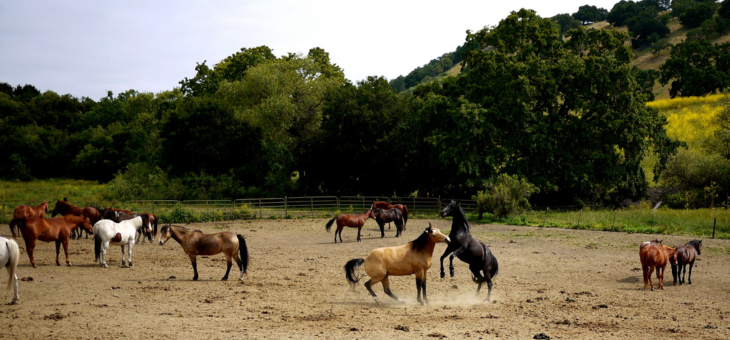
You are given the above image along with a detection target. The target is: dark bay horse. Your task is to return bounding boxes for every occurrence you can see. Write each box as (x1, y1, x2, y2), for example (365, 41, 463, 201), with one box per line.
(325, 210, 375, 243)
(372, 208, 404, 238)
(157, 225, 249, 281)
(12, 215, 93, 267)
(674, 240, 702, 285)
(439, 200, 499, 302)
(9, 201, 48, 238)
(345, 224, 450, 306)
(372, 202, 409, 230)
(52, 200, 100, 239)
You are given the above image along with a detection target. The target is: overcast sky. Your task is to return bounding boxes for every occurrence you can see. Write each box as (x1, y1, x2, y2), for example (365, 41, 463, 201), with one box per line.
(0, 0, 622, 100)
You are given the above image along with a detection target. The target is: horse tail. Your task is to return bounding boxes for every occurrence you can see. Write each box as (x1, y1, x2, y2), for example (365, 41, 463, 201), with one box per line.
(402, 205, 409, 223)
(9, 218, 25, 238)
(325, 217, 336, 232)
(5, 239, 19, 291)
(153, 215, 158, 237)
(94, 225, 102, 262)
(344, 258, 365, 288)
(236, 234, 249, 275)
(491, 253, 499, 279)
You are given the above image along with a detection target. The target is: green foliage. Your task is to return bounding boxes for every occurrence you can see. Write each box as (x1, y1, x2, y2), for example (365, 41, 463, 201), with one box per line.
(472, 174, 539, 219)
(552, 13, 582, 36)
(659, 39, 730, 98)
(651, 38, 673, 56)
(679, 2, 717, 28)
(627, 11, 670, 46)
(607, 1, 643, 26)
(572, 5, 608, 25)
(104, 163, 178, 201)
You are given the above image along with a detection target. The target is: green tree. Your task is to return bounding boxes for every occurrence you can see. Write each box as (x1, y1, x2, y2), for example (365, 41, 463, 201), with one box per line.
(573, 5, 608, 24)
(679, 2, 717, 28)
(552, 13, 582, 35)
(659, 39, 730, 97)
(651, 38, 673, 56)
(607, 1, 643, 26)
(627, 11, 670, 46)
(473, 174, 539, 219)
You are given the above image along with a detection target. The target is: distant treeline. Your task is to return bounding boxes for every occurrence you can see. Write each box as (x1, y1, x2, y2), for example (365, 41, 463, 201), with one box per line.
(1, 9, 682, 206)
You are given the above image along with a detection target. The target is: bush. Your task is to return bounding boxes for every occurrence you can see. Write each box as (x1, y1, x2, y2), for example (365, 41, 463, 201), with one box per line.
(472, 174, 539, 219)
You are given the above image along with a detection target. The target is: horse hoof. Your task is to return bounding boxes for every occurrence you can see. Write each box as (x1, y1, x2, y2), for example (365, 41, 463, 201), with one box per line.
(419, 301, 427, 306)
(128, 262, 133, 267)
(357, 239, 362, 243)
(221, 277, 229, 281)
(193, 277, 199, 281)
(10, 299, 19, 305)
(67, 263, 72, 267)
(440, 272, 445, 279)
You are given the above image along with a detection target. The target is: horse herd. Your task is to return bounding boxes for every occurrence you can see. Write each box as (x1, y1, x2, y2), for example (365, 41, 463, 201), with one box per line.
(1, 199, 250, 305)
(0, 199, 705, 308)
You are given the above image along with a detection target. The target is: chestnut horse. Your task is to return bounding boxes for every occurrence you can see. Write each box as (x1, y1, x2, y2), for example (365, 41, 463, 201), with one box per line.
(639, 239, 675, 290)
(52, 200, 100, 239)
(157, 225, 249, 281)
(674, 239, 702, 285)
(325, 210, 376, 243)
(344, 224, 450, 306)
(12, 215, 93, 267)
(9, 201, 49, 238)
(372, 202, 409, 230)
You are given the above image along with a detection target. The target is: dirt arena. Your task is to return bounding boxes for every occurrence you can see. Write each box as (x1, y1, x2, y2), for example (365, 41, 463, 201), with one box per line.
(1, 218, 729, 339)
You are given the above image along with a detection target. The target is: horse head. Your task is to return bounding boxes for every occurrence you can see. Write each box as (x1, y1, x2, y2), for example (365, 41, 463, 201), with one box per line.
(42, 201, 49, 213)
(425, 223, 450, 244)
(439, 200, 461, 218)
(368, 209, 378, 219)
(158, 225, 173, 245)
(51, 199, 64, 217)
(691, 239, 702, 255)
(141, 214, 154, 233)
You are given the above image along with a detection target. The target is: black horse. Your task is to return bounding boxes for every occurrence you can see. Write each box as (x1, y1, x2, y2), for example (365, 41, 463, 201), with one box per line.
(439, 200, 499, 302)
(372, 208, 404, 238)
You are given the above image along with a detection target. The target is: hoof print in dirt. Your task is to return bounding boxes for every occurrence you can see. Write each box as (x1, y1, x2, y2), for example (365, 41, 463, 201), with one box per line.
(349, 327, 359, 331)
(20, 277, 33, 282)
(592, 304, 608, 309)
(427, 333, 447, 338)
(533, 332, 551, 339)
(167, 275, 176, 280)
(395, 325, 410, 332)
(565, 297, 576, 302)
(44, 312, 66, 321)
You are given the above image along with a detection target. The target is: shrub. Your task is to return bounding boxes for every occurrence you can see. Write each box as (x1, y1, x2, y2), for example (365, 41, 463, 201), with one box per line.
(472, 174, 539, 219)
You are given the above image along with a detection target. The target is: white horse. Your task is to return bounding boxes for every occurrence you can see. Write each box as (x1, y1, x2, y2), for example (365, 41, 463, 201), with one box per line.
(94, 216, 151, 268)
(0, 236, 20, 304)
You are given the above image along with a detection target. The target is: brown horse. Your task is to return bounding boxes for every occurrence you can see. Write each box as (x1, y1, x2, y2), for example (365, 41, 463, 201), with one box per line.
(157, 225, 249, 281)
(12, 215, 93, 267)
(325, 210, 376, 243)
(372, 208, 404, 238)
(674, 239, 702, 285)
(52, 200, 100, 239)
(372, 202, 409, 230)
(639, 239, 673, 290)
(345, 224, 450, 306)
(9, 201, 48, 238)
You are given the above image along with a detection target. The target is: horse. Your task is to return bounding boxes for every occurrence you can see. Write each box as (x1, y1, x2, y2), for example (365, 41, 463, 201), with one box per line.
(93, 215, 152, 268)
(639, 239, 675, 290)
(157, 225, 249, 281)
(344, 224, 450, 306)
(12, 215, 93, 267)
(438, 200, 499, 301)
(9, 201, 48, 238)
(371, 202, 409, 230)
(0, 237, 20, 304)
(51, 200, 100, 239)
(105, 211, 158, 244)
(325, 210, 376, 243)
(674, 239, 702, 285)
(371, 208, 404, 238)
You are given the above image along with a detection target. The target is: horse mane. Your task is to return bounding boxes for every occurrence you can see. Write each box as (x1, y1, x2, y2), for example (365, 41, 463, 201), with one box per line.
(687, 239, 702, 249)
(409, 232, 431, 251)
(458, 204, 470, 231)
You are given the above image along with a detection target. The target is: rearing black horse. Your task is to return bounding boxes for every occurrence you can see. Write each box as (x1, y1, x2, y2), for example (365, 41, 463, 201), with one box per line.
(439, 200, 499, 302)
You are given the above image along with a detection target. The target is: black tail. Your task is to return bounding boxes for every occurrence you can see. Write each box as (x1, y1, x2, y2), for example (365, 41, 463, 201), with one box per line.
(491, 254, 499, 278)
(344, 258, 365, 288)
(153, 215, 158, 237)
(94, 230, 102, 262)
(237, 234, 249, 274)
(325, 217, 336, 232)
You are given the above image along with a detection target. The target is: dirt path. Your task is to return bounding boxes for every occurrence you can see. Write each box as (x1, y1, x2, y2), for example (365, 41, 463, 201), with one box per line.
(1, 219, 729, 339)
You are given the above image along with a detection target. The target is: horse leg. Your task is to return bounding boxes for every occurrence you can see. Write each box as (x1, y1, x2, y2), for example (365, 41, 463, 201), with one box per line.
(62, 239, 70, 266)
(671, 264, 678, 285)
(121, 245, 126, 266)
(128, 242, 134, 267)
(680, 263, 686, 285)
(440, 245, 455, 278)
(388, 222, 391, 230)
(25, 238, 37, 268)
(648, 266, 655, 291)
(189, 254, 199, 281)
(357, 226, 362, 243)
(381, 276, 402, 302)
(334, 226, 340, 243)
(55, 241, 62, 266)
(379, 222, 385, 238)
(363, 276, 383, 304)
(11, 272, 19, 304)
(449, 247, 465, 277)
(222, 252, 232, 281)
(688, 260, 694, 285)
(101, 241, 110, 268)
(657, 265, 664, 290)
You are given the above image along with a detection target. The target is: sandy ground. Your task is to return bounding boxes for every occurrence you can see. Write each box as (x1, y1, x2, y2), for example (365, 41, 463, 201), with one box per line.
(1, 218, 729, 339)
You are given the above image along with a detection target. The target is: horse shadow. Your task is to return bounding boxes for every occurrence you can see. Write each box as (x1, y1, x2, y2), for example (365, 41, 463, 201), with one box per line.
(617, 276, 641, 283)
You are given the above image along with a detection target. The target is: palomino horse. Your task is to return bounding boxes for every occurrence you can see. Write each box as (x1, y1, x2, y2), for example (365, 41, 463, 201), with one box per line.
(439, 200, 499, 301)
(639, 239, 674, 290)
(345, 224, 450, 306)
(372, 202, 409, 230)
(0, 236, 20, 304)
(13, 215, 93, 267)
(674, 239, 702, 285)
(157, 225, 249, 281)
(372, 208, 404, 238)
(94, 216, 152, 268)
(326, 210, 376, 243)
(52, 200, 100, 239)
(9, 201, 48, 238)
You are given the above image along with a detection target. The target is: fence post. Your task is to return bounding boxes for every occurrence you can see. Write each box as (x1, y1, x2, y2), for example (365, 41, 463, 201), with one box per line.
(578, 208, 582, 226)
(311, 197, 314, 218)
(543, 207, 548, 227)
(612, 209, 617, 229)
(413, 197, 416, 214)
(285, 196, 288, 217)
(713, 217, 717, 239)
(337, 197, 340, 212)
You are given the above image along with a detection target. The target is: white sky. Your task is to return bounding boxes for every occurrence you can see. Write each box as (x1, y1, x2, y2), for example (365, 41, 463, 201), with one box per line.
(0, 0, 622, 100)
